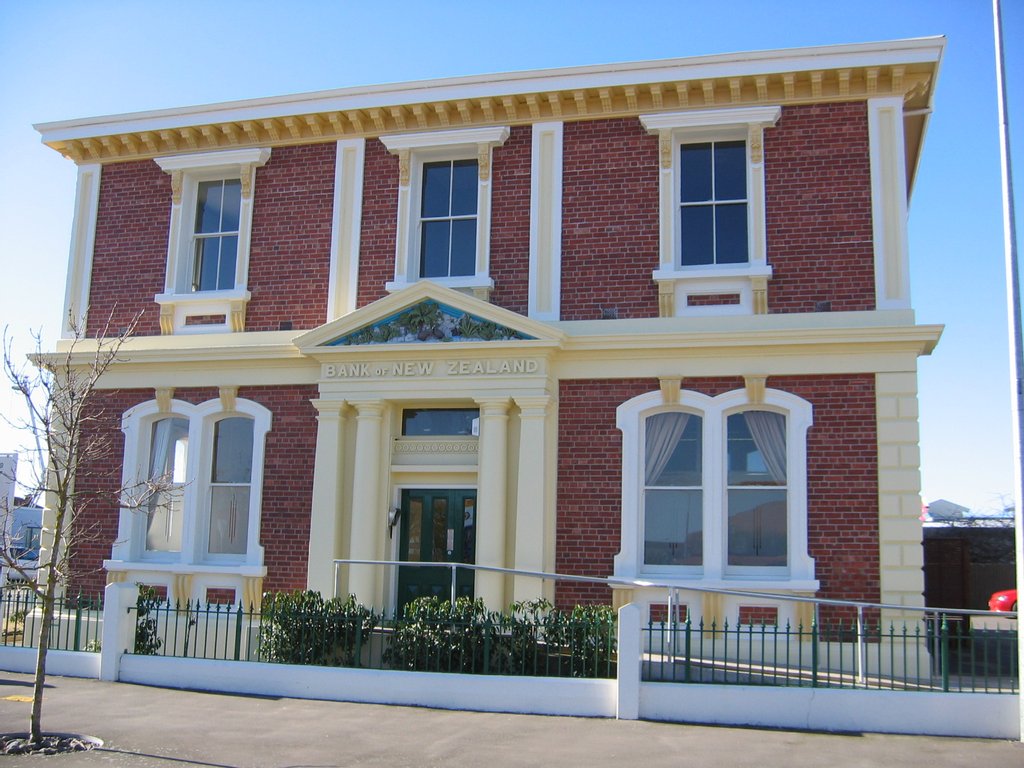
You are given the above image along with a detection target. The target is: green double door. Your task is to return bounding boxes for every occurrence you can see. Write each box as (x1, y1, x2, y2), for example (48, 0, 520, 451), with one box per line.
(397, 489, 477, 615)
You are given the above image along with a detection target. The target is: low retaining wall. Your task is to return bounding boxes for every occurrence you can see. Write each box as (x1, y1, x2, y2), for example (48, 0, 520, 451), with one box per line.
(639, 682, 1021, 740)
(0, 647, 100, 679)
(119, 654, 617, 718)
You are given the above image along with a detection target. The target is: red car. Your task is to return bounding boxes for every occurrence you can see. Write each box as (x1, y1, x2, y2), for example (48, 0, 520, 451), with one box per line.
(988, 589, 1018, 612)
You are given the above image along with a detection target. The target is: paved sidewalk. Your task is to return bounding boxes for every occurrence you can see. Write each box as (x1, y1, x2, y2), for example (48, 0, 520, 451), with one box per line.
(1, 672, 1021, 767)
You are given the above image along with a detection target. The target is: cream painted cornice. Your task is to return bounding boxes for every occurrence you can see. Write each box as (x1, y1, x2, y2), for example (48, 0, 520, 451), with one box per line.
(36, 38, 942, 174)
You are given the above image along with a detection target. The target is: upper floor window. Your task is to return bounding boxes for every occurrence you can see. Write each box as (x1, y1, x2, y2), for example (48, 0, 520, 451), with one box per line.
(641, 107, 780, 317)
(381, 127, 509, 300)
(680, 141, 748, 267)
(420, 160, 478, 279)
(154, 148, 271, 334)
(193, 179, 242, 291)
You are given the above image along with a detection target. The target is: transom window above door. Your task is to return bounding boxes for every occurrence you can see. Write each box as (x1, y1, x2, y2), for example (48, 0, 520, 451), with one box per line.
(402, 408, 480, 436)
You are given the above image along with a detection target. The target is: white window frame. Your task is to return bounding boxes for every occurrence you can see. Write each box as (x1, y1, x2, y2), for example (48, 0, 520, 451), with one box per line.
(614, 387, 816, 591)
(381, 127, 509, 299)
(154, 148, 271, 335)
(640, 107, 780, 317)
(113, 396, 271, 570)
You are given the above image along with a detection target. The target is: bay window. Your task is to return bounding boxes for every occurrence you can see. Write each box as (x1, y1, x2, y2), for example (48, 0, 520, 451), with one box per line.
(616, 386, 816, 589)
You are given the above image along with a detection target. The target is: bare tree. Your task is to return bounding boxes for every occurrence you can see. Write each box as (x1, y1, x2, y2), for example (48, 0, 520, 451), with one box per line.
(1, 311, 167, 747)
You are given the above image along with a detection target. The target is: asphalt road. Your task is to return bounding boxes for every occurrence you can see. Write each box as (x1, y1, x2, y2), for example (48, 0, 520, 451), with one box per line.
(1, 672, 1021, 767)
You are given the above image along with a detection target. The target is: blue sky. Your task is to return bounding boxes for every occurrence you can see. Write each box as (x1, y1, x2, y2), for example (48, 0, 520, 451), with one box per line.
(0, 0, 1020, 513)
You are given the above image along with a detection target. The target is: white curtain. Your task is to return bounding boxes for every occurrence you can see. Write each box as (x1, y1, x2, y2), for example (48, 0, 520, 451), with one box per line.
(149, 418, 173, 478)
(644, 412, 690, 485)
(744, 411, 787, 485)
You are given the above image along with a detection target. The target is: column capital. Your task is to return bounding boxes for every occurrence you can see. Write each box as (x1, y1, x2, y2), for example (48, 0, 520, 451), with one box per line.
(475, 397, 511, 416)
(310, 398, 348, 418)
(350, 400, 386, 419)
(513, 395, 551, 417)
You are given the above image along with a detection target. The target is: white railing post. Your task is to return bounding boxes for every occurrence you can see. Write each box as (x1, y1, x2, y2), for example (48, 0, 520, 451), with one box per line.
(856, 604, 866, 687)
(99, 581, 139, 682)
(616, 602, 641, 720)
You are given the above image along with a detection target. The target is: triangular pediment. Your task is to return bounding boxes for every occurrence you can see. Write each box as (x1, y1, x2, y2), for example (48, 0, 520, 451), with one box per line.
(295, 281, 565, 353)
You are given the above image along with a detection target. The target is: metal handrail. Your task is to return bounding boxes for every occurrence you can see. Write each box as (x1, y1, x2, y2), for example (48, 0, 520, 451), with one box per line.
(335, 559, 1017, 688)
(332, 558, 1017, 618)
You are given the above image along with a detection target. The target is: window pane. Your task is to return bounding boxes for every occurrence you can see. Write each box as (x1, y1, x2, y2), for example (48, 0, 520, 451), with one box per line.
(727, 489, 787, 566)
(715, 203, 748, 264)
(644, 489, 702, 565)
(220, 179, 242, 232)
(714, 141, 747, 201)
(450, 160, 478, 215)
(212, 417, 254, 483)
(420, 220, 451, 277)
(680, 207, 714, 266)
(680, 143, 712, 202)
(149, 418, 189, 482)
(402, 408, 479, 436)
(431, 497, 448, 562)
(196, 181, 223, 233)
(449, 219, 476, 276)
(645, 413, 701, 486)
(209, 486, 249, 555)
(196, 237, 221, 291)
(146, 488, 182, 552)
(406, 499, 423, 561)
(421, 162, 452, 218)
(217, 236, 238, 289)
(461, 497, 476, 565)
(728, 411, 786, 486)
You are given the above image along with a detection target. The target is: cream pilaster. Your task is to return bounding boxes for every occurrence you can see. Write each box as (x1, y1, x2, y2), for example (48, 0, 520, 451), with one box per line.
(876, 371, 925, 622)
(512, 396, 550, 602)
(475, 397, 510, 607)
(327, 139, 365, 321)
(62, 164, 101, 337)
(347, 400, 385, 605)
(307, 399, 347, 595)
(528, 122, 563, 321)
(869, 97, 911, 310)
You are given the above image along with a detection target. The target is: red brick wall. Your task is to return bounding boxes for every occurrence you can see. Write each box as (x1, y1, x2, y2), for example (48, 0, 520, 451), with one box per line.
(556, 379, 656, 606)
(356, 139, 399, 308)
(67, 385, 317, 597)
(765, 103, 875, 313)
(246, 144, 335, 331)
(554, 374, 879, 610)
(561, 118, 660, 320)
(87, 162, 169, 337)
(489, 126, 532, 314)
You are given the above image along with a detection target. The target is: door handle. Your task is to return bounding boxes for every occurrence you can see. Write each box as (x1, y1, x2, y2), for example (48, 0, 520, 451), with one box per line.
(447, 528, 455, 556)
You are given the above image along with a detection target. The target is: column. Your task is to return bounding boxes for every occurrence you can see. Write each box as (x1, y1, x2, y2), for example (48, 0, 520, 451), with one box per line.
(347, 401, 385, 606)
(306, 399, 346, 595)
(475, 397, 510, 607)
(513, 396, 550, 602)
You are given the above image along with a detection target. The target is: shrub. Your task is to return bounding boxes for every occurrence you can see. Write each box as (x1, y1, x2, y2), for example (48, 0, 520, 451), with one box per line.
(133, 586, 163, 656)
(384, 596, 501, 673)
(259, 591, 377, 667)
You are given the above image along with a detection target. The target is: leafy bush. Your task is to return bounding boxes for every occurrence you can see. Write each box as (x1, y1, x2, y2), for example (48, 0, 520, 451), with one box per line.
(133, 586, 163, 655)
(383, 596, 617, 677)
(259, 591, 377, 667)
(384, 596, 501, 673)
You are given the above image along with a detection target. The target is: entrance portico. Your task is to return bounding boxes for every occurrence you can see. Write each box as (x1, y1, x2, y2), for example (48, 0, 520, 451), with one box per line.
(297, 282, 561, 612)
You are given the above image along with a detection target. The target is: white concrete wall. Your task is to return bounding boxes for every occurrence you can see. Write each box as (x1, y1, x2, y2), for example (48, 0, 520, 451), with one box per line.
(119, 655, 617, 718)
(0, 646, 100, 678)
(640, 683, 1021, 740)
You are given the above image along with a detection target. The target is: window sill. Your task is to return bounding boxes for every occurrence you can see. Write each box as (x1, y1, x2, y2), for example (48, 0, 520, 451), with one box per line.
(154, 288, 251, 335)
(385, 276, 494, 302)
(104, 560, 267, 578)
(653, 263, 772, 318)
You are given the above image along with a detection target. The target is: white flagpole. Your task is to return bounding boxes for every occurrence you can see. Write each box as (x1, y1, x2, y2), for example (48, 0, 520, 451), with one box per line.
(992, 0, 1024, 740)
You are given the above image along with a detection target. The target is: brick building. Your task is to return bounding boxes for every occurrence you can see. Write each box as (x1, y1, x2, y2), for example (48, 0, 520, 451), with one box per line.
(36, 39, 943, 625)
